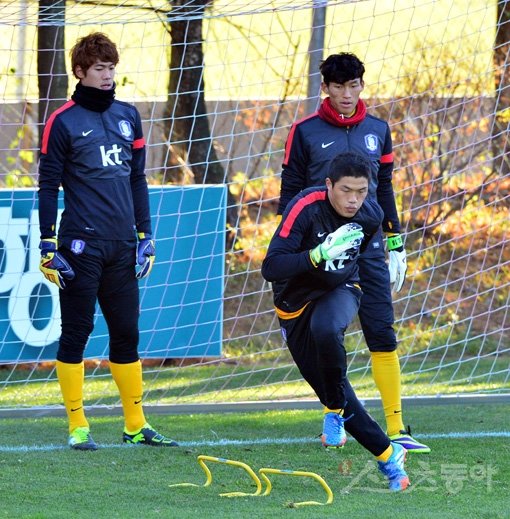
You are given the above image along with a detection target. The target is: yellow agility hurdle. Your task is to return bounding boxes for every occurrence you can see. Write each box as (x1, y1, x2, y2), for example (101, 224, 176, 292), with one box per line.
(258, 467, 334, 507)
(169, 455, 334, 506)
(169, 455, 262, 497)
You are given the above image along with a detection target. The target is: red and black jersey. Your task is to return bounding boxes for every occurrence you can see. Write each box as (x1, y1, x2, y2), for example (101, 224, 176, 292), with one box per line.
(38, 84, 151, 240)
(262, 186, 384, 313)
(277, 98, 400, 234)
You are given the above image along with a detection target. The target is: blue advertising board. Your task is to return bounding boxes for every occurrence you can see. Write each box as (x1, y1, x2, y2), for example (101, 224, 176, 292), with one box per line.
(0, 185, 226, 362)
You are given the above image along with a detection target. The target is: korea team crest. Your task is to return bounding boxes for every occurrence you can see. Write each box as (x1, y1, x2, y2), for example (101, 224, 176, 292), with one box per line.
(70, 239, 86, 255)
(364, 134, 378, 152)
(118, 120, 132, 139)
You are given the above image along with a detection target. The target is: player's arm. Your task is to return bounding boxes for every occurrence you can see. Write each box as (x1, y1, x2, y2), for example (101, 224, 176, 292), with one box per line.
(277, 124, 308, 215)
(129, 109, 155, 279)
(375, 125, 400, 234)
(262, 198, 365, 281)
(261, 213, 314, 282)
(129, 108, 151, 235)
(376, 125, 407, 292)
(37, 116, 75, 288)
(357, 198, 385, 254)
(38, 116, 67, 239)
(263, 221, 365, 281)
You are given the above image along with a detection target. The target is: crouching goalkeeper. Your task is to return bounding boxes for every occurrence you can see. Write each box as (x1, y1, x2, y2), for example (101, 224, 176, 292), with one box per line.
(261, 152, 410, 491)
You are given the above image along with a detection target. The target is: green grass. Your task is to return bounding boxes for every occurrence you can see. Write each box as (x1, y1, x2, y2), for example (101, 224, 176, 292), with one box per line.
(1, 356, 508, 408)
(0, 403, 508, 518)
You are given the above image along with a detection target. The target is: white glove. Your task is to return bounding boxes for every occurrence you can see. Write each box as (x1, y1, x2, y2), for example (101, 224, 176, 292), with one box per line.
(310, 223, 364, 265)
(387, 233, 407, 292)
(388, 249, 407, 292)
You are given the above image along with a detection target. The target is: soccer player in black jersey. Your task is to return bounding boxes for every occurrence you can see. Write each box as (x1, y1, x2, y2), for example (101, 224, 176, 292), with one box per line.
(38, 33, 178, 450)
(277, 52, 429, 453)
(262, 152, 410, 492)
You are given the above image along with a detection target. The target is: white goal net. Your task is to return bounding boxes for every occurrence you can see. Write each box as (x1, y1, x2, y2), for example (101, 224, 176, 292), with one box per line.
(0, 0, 508, 414)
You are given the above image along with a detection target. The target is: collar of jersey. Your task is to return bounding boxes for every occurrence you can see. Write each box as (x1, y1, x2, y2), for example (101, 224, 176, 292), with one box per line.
(71, 81, 116, 112)
(318, 98, 367, 127)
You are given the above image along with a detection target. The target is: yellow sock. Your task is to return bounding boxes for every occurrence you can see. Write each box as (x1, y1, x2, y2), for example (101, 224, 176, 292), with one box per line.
(376, 444, 393, 463)
(56, 360, 89, 433)
(109, 360, 146, 433)
(371, 351, 404, 436)
(323, 407, 343, 415)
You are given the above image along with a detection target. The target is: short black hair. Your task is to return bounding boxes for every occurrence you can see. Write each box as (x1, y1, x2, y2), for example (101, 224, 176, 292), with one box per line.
(327, 152, 371, 185)
(320, 52, 365, 85)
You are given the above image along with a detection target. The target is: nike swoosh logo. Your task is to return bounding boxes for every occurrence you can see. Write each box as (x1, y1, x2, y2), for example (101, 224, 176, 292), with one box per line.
(317, 232, 326, 238)
(321, 141, 334, 149)
(82, 130, 93, 136)
(134, 399, 142, 405)
(70, 407, 82, 412)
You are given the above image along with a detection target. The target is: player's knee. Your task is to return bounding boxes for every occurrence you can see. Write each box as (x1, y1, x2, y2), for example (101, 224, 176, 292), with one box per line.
(366, 338, 397, 353)
(61, 320, 94, 340)
(56, 348, 85, 363)
(108, 327, 139, 363)
(109, 344, 139, 364)
(57, 325, 93, 362)
(311, 322, 346, 348)
(362, 322, 396, 351)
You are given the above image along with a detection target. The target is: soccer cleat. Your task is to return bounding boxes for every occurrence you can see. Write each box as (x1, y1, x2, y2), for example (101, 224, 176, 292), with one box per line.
(378, 442, 410, 492)
(123, 423, 179, 447)
(321, 412, 347, 449)
(389, 425, 431, 453)
(68, 427, 98, 451)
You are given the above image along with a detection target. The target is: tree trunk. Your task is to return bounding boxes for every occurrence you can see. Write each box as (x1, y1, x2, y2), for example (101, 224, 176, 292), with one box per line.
(164, 0, 238, 239)
(37, 0, 68, 132)
(306, 2, 326, 115)
(164, 0, 222, 183)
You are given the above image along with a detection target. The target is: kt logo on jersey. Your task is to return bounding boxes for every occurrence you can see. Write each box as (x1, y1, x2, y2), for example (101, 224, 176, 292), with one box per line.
(100, 144, 123, 166)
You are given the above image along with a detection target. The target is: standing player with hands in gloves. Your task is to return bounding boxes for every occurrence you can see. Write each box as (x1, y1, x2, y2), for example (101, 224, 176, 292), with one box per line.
(277, 52, 429, 453)
(262, 152, 410, 492)
(38, 32, 178, 450)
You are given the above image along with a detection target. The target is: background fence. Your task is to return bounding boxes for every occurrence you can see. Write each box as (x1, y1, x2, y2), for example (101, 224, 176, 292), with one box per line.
(0, 0, 508, 413)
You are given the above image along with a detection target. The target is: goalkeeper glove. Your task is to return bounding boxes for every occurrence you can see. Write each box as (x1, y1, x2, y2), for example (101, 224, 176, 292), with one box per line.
(39, 238, 75, 289)
(136, 232, 155, 279)
(387, 233, 407, 293)
(310, 223, 364, 266)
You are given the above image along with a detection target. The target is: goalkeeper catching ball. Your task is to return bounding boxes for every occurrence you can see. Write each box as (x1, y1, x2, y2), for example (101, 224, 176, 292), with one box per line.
(37, 32, 178, 450)
(262, 152, 410, 491)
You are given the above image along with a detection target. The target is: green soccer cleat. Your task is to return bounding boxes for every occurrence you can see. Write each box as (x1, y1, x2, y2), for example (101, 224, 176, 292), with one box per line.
(123, 423, 179, 447)
(68, 427, 98, 451)
(389, 425, 431, 453)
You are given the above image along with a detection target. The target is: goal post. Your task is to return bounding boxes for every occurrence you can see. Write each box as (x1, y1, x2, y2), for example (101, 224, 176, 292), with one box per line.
(0, 0, 508, 414)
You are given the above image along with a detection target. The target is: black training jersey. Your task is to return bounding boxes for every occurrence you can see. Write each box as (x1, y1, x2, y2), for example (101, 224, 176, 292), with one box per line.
(38, 99, 151, 240)
(277, 108, 400, 233)
(262, 186, 384, 313)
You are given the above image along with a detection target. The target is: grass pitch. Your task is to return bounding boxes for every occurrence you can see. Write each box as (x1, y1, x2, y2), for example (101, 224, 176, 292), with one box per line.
(0, 403, 508, 519)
